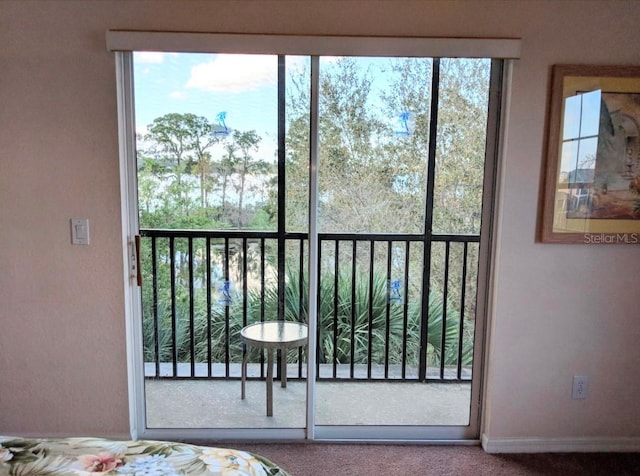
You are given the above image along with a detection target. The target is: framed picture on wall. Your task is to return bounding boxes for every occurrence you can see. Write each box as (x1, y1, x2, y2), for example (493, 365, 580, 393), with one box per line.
(539, 64, 640, 244)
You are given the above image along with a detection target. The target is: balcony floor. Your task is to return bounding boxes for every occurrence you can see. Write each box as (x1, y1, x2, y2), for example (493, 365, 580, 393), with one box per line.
(145, 379, 471, 429)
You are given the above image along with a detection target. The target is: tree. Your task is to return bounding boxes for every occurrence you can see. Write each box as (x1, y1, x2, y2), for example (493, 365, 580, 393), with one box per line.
(433, 58, 490, 235)
(137, 55, 492, 376)
(143, 113, 220, 217)
(379, 58, 433, 232)
(231, 130, 270, 228)
(216, 140, 240, 224)
(282, 57, 490, 360)
(316, 58, 392, 233)
(182, 114, 220, 209)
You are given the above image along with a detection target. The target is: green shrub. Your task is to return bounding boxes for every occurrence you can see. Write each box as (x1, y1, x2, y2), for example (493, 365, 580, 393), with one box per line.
(142, 266, 473, 372)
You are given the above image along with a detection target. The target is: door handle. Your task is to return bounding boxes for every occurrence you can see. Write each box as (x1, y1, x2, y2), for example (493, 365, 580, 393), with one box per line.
(134, 235, 143, 287)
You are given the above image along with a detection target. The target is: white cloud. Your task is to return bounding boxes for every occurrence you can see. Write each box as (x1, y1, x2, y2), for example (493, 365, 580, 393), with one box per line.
(286, 56, 309, 74)
(322, 56, 343, 64)
(136, 125, 149, 136)
(186, 54, 278, 93)
(136, 52, 166, 64)
(168, 91, 188, 100)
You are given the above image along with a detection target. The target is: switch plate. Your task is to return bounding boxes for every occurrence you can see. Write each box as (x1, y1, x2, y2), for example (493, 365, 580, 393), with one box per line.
(71, 218, 90, 245)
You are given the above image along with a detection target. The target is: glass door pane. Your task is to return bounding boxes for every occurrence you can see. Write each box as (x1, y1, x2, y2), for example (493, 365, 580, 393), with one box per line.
(317, 57, 430, 235)
(133, 52, 307, 430)
(313, 56, 492, 430)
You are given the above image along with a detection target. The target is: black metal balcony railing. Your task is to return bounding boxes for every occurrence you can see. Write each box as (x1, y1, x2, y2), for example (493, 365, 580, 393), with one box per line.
(140, 228, 478, 384)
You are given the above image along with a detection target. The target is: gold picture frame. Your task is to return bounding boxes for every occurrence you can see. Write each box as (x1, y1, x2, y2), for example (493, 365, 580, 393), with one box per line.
(539, 64, 640, 244)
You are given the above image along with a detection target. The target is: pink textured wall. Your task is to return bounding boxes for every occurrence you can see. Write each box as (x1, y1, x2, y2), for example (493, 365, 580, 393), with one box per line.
(1, 0, 639, 442)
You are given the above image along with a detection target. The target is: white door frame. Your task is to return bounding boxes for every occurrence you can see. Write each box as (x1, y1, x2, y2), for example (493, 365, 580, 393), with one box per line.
(112, 34, 518, 441)
(115, 51, 144, 440)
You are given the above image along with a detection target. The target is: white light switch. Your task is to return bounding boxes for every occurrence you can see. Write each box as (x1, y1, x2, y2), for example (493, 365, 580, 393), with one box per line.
(71, 218, 90, 245)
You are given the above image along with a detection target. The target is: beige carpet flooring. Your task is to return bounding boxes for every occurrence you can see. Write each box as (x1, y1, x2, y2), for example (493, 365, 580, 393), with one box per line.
(212, 442, 640, 476)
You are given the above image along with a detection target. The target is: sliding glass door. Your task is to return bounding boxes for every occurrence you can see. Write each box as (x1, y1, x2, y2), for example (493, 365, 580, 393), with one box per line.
(311, 56, 495, 438)
(131, 52, 310, 434)
(117, 46, 503, 441)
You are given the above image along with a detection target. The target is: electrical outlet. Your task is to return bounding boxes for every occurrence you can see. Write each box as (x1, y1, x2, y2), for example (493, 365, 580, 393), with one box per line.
(572, 375, 588, 399)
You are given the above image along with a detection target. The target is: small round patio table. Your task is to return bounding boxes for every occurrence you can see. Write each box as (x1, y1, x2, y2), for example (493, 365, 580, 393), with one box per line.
(240, 321, 308, 417)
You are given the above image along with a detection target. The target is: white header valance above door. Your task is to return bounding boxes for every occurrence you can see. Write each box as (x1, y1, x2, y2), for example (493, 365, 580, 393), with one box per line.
(106, 30, 521, 59)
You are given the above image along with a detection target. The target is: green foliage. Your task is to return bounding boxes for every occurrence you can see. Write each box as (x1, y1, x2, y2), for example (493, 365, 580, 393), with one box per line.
(138, 114, 274, 230)
(142, 265, 473, 371)
(137, 56, 489, 377)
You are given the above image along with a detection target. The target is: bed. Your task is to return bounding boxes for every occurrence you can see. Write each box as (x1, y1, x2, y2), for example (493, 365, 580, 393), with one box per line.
(0, 436, 290, 475)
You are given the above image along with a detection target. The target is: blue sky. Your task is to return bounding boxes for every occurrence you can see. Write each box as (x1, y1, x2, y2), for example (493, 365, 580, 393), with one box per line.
(132, 52, 457, 164)
(132, 52, 409, 139)
(133, 52, 280, 141)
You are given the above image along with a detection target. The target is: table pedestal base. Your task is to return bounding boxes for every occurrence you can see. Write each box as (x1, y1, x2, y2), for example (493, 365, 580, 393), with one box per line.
(241, 348, 282, 416)
(240, 321, 308, 417)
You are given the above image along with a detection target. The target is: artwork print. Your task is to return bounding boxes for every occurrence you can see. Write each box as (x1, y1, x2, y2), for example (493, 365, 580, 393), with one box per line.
(561, 90, 640, 220)
(539, 65, 640, 243)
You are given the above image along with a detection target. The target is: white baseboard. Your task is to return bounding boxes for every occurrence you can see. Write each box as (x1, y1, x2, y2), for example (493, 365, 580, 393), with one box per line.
(482, 433, 640, 453)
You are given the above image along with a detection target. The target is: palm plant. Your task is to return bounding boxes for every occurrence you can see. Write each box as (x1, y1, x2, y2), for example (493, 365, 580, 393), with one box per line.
(245, 267, 472, 368)
(142, 266, 473, 371)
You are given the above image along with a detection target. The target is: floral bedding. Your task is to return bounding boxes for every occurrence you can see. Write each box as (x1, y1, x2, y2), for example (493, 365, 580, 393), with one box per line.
(0, 436, 290, 475)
